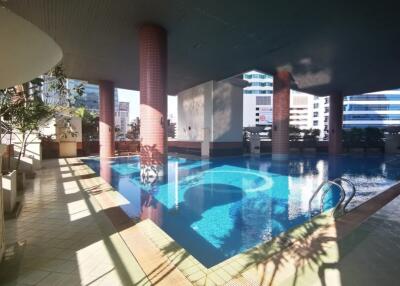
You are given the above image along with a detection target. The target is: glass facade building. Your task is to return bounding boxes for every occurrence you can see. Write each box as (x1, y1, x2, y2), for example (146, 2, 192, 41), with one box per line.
(67, 79, 119, 114)
(343, 89, 400, 129)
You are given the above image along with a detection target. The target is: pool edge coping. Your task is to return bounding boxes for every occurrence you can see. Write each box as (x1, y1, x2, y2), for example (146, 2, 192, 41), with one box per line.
(75, 156, 400, 285)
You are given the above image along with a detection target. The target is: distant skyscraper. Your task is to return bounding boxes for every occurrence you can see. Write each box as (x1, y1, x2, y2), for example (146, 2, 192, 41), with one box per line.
(242, 71, 273, 127)
(311, 96, 329, 140)
(66, 79, 119, 115)
(76, 82, 100, 112)
(243, 71, 315, 129)
(116, 101, 130, 136)
(343, 90, 400, 129)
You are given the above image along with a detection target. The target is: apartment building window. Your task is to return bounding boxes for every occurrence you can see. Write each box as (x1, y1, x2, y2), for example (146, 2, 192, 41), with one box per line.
(346, 94, 400, 101)
(251, 82, 273, 87)
(256, 107, 259, 111)
(313, 103, 319, 108)
(344, 104, 400, 111)
(313, 120, 318, 126)
(255, 113, 259, 116)
(244, 90, 272, 95)
(256, 96, 271, 105)
(313, 112, 318, 117)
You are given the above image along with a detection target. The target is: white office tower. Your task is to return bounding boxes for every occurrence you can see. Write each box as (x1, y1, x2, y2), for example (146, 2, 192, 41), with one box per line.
(311, 96, 329, 140)
(242, 71, 273, 127)
(243, 71, 315, 130)
(115, 102, 130, 137)
(290, 90, 314, 130)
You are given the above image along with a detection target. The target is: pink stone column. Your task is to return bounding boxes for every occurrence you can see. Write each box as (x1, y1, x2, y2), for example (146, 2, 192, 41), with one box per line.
(99, 80, 115, 158)
(139, 24, 167, 182)
(272, 70, 291, 160)
(329, 92, 344, 155)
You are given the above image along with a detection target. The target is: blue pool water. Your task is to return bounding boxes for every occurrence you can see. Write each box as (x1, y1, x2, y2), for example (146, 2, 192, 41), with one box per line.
(83, 154, 400, 267)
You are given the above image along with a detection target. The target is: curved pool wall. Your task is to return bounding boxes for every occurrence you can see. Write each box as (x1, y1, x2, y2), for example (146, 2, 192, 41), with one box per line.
(83, 154, 400, 267)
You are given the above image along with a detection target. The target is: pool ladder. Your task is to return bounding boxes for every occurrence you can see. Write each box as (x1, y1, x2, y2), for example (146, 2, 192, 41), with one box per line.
(308, 177, 356, 218)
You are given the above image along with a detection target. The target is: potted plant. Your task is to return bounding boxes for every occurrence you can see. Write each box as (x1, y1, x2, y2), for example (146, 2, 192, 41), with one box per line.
(2, 168, 17, 214)
(0, 65, 83, 189)
(75, 107, 99, 155)
(0, 79, 54, 189)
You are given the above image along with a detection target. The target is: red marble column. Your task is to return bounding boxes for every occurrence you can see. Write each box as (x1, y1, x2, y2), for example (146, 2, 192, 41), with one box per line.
(139, 24, 167, 182)
(99, 80, 115, 158)
(272, 70, 291, 160)
(329, 92, 344, 155)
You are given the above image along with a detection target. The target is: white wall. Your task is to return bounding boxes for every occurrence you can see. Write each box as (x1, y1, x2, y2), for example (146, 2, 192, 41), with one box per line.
(177, 78, 245, 143)
(213, 79, 244, 142)
(177, 81, 212, 141)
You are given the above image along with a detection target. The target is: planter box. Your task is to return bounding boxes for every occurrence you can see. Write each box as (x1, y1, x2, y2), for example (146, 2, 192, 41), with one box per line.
(385, 134, 400, 154)
(59, 142, 77, 157)
(366, 147, 382, 153)
(12, 156, 41, 173)
(2, 170, 17, 213)
(0, 144, 7, 261)
(1, 144, 14, 172)
(17, 172, 26, 191)
(289, 147, 300, 153)
(303, 147, 317, 154)
(349, 147, 365, 154)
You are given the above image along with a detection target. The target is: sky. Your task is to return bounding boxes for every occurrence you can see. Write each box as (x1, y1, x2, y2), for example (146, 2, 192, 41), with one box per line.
(117, 88, 178, 123)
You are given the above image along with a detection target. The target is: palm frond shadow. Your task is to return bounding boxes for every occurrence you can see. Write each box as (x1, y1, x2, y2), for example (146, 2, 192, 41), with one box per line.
(236, 215, 339, 286)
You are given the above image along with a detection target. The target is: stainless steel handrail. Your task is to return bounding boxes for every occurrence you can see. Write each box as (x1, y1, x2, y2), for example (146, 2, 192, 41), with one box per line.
(308, 180, 345, 217)
(320, 181, 345, 216)
(308, 181, 326, 215)
(332, 177, 356, 213)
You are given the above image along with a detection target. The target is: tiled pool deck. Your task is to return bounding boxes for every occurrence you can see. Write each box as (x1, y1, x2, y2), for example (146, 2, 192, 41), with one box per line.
(1, 157, 400, 285)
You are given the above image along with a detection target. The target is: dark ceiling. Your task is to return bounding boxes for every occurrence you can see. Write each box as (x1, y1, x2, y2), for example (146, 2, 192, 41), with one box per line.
(5, 0, 400, 96)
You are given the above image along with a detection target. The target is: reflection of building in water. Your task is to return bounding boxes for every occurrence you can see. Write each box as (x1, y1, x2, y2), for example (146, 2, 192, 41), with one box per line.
(167, 161, 180, 210)
(287, 159, 327, 219)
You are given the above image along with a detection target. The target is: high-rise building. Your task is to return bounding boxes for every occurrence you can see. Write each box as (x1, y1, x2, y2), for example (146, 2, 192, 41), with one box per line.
(290, 90, 313, 130)
(243, 71, 400, 139)
(243, 71, 273, 127)
(76, 82, 100, 112)
(343, 90, 400, 129)
(243, 71, 315, 129)
(68, 80, 119, 114)
(311, 96, 329, 140)
(115, 101, 130, 136)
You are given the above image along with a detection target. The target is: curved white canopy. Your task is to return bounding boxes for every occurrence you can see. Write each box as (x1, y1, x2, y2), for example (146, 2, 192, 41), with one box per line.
(0, 7, 62, 89)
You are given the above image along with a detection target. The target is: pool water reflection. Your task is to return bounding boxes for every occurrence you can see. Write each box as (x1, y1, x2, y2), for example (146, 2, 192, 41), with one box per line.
(84, 154, 400, 267)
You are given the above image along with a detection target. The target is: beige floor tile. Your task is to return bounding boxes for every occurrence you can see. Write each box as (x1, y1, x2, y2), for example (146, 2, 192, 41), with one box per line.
(17, 269, 50, 285)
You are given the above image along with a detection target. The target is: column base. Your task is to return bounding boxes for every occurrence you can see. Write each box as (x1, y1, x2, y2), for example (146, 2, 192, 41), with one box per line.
(272, 153, 289, 161)
(140, 164, 167, 186)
